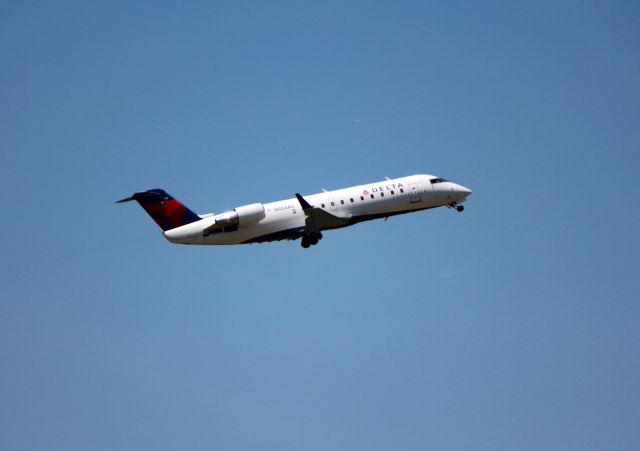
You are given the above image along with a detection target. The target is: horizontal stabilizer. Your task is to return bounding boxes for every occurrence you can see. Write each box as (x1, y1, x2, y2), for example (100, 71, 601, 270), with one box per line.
(116, 191, 166, 203)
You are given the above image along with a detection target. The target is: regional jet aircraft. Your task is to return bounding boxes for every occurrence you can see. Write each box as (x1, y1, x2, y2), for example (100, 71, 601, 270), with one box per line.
(117, 174, 471, 248)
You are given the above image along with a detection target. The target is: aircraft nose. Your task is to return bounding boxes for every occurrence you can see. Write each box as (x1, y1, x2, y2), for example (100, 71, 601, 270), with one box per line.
(454, 184, 472, 198)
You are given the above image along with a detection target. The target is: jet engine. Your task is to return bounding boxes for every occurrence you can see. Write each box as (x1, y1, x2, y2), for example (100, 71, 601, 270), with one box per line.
(212, 203, 265, 227)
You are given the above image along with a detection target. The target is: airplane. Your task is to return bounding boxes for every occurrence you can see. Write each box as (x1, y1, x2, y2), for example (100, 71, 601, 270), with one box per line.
(117, 174, 472, 248)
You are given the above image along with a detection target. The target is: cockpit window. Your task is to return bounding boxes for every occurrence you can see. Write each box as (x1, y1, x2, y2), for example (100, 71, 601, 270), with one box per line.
(430, 178, 447, 184)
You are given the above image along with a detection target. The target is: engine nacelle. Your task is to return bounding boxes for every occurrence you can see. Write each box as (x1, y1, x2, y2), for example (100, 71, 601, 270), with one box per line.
(213, 210, 239, 226)
(212, 203, 265, 228)
(235, 203, 266, 225)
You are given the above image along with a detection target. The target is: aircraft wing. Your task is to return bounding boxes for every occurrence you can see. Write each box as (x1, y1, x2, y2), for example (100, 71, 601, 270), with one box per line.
(295, 193, 351, 233)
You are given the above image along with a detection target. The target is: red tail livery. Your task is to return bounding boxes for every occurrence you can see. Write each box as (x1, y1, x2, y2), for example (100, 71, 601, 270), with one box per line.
(116, 189, 200, 231)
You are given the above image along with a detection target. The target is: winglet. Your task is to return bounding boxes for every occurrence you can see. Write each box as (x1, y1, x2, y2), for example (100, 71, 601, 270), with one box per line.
(295, 193, 313, 210)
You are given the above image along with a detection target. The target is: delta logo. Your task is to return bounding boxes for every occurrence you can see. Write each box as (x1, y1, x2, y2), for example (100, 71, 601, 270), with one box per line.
(362, 183, 403, 196)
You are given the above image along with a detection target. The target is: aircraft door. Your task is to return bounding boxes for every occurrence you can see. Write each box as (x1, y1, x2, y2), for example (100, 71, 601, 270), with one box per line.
(408, 182, 421, 204)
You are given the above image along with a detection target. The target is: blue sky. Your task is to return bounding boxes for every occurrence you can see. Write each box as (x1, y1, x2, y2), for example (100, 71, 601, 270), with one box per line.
(1, 1, 639, 450)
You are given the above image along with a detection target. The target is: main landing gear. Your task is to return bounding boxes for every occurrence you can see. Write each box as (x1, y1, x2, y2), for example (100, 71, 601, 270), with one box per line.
(301, 232, 323, 248)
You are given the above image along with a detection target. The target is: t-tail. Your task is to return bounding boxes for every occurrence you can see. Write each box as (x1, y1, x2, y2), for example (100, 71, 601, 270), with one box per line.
(116, 189, 200, 231)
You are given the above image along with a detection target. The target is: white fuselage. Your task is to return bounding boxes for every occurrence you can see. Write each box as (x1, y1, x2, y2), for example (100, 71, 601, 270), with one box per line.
(163, 174, 471, 245)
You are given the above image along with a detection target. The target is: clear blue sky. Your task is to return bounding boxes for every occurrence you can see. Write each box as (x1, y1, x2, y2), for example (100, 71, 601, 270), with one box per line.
(1, 1, 639, 450)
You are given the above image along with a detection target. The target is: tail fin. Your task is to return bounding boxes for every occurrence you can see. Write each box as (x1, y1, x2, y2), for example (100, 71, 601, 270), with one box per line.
(116, 189, 200, 231)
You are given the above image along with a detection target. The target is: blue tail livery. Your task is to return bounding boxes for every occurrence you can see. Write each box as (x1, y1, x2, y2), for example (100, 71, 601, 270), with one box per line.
(116, 189, 200, 231)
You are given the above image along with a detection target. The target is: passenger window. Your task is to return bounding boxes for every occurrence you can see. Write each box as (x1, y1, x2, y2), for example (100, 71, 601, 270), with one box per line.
(350, 198, 354, 203)
(340, 200, 344, 204)
(321, 203, 325, 208)
(400, 188, 404, 193)
(370, 194, 374, 199)
(360, 196, 364, 201)
(380, 192, 384, 197)
(391, 190, 394, 195)
(331, 201, 335, 206)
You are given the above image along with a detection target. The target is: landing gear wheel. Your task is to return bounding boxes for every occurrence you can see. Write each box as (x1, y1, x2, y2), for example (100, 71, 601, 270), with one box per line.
(301, 232, 322, 248)
(456, 205, 464, 212)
